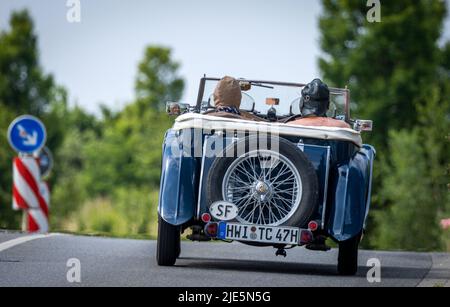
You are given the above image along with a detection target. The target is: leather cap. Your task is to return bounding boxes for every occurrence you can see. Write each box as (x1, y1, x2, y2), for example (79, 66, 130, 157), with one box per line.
(300, 79, 330, 117)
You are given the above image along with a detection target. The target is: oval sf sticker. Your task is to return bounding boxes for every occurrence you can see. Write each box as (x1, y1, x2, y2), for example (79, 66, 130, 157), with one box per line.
(210, 201, 239, 221)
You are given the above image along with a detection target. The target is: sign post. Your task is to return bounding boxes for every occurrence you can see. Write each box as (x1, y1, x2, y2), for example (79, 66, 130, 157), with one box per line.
(7, 115, 49, 233)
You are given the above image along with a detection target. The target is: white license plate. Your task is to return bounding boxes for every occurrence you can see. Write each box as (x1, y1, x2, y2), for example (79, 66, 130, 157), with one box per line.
(218, 222, 300, 245)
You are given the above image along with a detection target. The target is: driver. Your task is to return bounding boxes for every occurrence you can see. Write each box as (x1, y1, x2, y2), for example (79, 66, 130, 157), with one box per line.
(289, 79, 351, 129)
(211, 76, 243, 119)
(211, 76, 266, 121)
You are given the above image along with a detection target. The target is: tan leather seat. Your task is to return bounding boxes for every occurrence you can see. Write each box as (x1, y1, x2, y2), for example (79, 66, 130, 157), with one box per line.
(290, 117, 351, 129)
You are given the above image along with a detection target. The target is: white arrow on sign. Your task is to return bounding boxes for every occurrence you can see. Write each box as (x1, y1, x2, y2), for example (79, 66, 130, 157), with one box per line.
(17, 124, 38, 146)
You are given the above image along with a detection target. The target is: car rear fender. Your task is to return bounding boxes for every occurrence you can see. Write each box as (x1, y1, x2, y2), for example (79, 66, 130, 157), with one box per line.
(327, 145, 376, 242)
(158, 129, 200, 226)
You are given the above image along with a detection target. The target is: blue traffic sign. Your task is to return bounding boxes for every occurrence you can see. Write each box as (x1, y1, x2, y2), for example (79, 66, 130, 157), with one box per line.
(7, 115, 47, 154)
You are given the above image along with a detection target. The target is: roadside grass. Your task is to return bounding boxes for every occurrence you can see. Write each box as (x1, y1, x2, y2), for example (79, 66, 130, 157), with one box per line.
(57, 188, 159, 240)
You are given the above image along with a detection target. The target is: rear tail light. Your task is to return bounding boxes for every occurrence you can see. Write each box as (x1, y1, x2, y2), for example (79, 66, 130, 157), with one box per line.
(300, 230, 313, 245)
(201, 213, 212, 223)
(308, 221, 319, 232)
(354, 120, 373, 132)
(204, 223, 218, 238)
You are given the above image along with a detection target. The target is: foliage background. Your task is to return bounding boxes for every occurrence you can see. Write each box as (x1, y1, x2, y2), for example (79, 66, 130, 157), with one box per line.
(0, 2, 449, 250)
(319, 0, 449, 251)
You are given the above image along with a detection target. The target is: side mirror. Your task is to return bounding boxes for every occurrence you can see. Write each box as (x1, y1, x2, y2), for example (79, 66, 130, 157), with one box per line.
(240, 81, 251, 91)
(354, 120, 373, 132)
(166, 102, 190, 116)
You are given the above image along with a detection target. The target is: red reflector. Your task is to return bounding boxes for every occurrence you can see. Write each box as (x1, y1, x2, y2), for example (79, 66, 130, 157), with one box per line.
(308, 221, 319, 232)
(201, 213, 212, 223)
(205, 223, 218, 237)
(300, 230, 313, 245)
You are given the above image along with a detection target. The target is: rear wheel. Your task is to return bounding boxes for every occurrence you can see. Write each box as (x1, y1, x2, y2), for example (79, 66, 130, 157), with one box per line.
(156, 215, 180, 266)
(176, 234, 181, 258)
(337, 234, 361, 276)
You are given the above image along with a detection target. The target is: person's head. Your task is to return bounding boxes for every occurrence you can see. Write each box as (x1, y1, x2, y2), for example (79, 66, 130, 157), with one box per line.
(300, 79, 330, 117)
(214, 76, 242, 109)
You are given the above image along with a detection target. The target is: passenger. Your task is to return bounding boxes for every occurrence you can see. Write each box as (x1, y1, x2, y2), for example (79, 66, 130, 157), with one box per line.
(289, 79, 351, 129)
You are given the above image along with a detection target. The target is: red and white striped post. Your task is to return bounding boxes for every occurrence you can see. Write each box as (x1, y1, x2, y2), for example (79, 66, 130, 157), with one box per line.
(8, 115, 49, 233)
(12, 156, 49, 233)
(27, 182, 50, 233)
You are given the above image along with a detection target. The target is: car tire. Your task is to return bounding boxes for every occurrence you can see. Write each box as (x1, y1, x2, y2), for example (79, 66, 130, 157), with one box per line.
(176, 234, 181, 259)
(156, 215, 180, 266)
(206, 136, 319, 228)
(337, 234, 361, 276)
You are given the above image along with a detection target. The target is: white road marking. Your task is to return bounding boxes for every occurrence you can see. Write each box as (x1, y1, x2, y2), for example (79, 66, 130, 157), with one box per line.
(0, 233, 62, 253)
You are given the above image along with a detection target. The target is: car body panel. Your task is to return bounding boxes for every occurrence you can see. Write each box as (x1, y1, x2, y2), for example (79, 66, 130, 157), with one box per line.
(158, 128, 376, 242)
(297, 143, 331, 226)
(326, 145, 376, 241)
(158, 129, 199, 226)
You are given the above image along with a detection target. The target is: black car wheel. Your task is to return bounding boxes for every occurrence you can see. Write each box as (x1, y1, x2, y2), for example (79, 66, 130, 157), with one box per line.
(156, 215, 181, 266)
(176, 234, 181, 259)
(337, 234, 361, 276)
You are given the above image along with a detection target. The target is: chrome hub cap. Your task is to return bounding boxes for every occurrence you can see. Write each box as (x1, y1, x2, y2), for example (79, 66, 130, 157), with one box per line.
(253, 181, 272, 202)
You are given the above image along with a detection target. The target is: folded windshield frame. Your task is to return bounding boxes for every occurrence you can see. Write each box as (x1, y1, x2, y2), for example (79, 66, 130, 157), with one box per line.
(196, 77, 351, 121)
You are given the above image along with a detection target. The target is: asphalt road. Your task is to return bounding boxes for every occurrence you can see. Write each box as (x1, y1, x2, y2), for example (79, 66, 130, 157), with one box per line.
(0, 231, 449, 287)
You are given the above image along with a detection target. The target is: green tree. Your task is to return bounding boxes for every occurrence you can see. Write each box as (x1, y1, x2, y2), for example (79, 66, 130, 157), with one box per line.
(319, 0, 449, 250)
(62, 46, 184, 236)
(135, 47, 184, 111)
(374, 129, 440, 251)
(375, 84, 449, 251)
(80, 46, 184, 196)
(319, 0, 446, 147)
(0, 10, 65, 229)
(374, 36, 449, 251)
(0, 10, 54, 115)
(50, 106, 101, 228)
(0, 108, 18, 228)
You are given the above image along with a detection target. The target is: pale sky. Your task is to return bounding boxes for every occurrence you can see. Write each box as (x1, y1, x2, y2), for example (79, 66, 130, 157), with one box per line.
(0, 0, 449, 115)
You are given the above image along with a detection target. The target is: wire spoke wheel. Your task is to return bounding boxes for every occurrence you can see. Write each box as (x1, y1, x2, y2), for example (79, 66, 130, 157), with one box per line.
(222, 150, 303, 226)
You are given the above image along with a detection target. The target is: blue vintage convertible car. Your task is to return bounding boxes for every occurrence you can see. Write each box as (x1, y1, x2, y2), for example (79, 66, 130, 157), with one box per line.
(157, 77, 375, 275)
